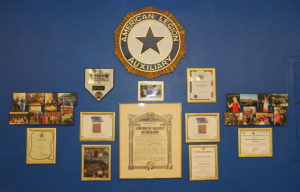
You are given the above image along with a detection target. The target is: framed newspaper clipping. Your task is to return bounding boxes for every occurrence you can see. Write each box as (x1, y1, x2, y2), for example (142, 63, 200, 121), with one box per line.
(119, 103, 182, 179)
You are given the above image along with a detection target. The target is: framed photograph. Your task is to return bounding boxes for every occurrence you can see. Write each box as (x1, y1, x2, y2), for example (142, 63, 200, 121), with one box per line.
(26, 93, 45, 106)
(257, 94, 272, 112)
(271, 94, 288, 107)
(224, 112, 243, 125)
(274, 107, 287, 125)
(227, 94, 241, 112)
(138, 81, 164, 101)
(29, 112, 42, 125)
(58, 93, 77, 106)
(80, 112, 115, 141)
(12, 92, 26, 112)
(255, 113, 274, 125)
(189, 144, 219, 181)
(185, 113, 220, 142)
(240, 94, 258, 106)
(81, 145, 111, 181)
(26, 128, 56, 164)
(187, 68, 216, 103)
(9, 112, 28, 125)
(61, 106, 73, 125)
(44, 93, 58, 112)
(238, 128, 273, 157)
(243, 106, 256, 125)
(41, 112, 61, 125)
(119, 103, 182, 179)
(28, 106, 41, 112)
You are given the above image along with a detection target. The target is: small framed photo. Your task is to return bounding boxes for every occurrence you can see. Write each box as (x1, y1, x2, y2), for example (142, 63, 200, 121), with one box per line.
(185, 113, 220, 142)
(240, 94, 258, 106)
(274, 107, 287, 125)
(28, 106, 41, 112)
(187, 68, 216, 103)
(81, 145, 111, 181)
(138, 81, 164, 101)
(255, 113, 274, 125)
(26, 128, 56, 164)
(26, 93, 45, 106)
(44, 93, 58, 112)
(257, 94, 272, 112)
(61, 106, 73, 125)
(227, 94, 241, 112)
(9, 112, 28, 125)
(189, 144, 219, 180)
(224, 112, 243, 125)
(80, 112, 115, 141)
(238, 128, 273, 157)
(271, 94, 288, 107)
(29, 112, 42, 125)
(12, 92, 26, 112)
(243, 106, 256, 125)
(58, 93, 77, 106)
(41, 112, 61, 125)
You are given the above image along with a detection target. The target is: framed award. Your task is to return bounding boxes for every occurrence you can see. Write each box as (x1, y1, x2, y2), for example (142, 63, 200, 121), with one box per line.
(185, 113, 220, 143)
(138, 81, 164, 101)
(187, 68, 216, 103)
(119, 103, 182, 179)
(80, 112, 115, 142)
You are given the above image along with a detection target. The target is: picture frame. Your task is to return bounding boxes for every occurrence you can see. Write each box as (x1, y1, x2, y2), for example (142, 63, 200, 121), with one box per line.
(238, 128, 273, 157)
(189, 144, 219, 181)
(187, 68, 216, 103)
(138, 81, 164, 101)
(185, 113, 220, 143)
(80, 112, 115, 141)
(81, 145, 111, 181)
(119, 103, 182, 179)
(12, 92, 26, 112)
(26, 128, 56, 164)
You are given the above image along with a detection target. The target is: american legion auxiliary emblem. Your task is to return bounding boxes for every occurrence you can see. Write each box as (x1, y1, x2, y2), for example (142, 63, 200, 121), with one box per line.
(115, 7, 185, 79)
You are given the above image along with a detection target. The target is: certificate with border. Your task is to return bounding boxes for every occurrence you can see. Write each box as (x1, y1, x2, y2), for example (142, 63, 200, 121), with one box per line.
(81, 145, 111, 181)
(189, 144, 219, 181)
(26, 128, 56, 164)
(119, 103, 182, 179)
(80, 112, 115, 142)
(238, 128, 273, 157)
(187, 68, 216, 103)
(186, 113, 220, 143)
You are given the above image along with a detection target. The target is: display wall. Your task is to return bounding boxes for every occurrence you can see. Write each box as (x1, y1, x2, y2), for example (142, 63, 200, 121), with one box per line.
(1, 0, 300, 191)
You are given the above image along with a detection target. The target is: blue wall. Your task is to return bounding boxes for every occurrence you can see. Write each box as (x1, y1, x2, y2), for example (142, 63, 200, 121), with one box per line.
(1, 0, 300, 191)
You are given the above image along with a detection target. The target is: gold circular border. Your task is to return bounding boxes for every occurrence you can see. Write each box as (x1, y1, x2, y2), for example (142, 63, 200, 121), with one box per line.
(115, 6, 185, 79)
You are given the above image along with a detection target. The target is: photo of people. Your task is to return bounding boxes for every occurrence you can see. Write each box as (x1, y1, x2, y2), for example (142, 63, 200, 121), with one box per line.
(45, 93, 58, 112)
(41, 112, 61, 125)
(257, 94, 272, 112)
(224, 112, 243, 125)
(29, 112, 42, 125)
(243, 106, 256, 125)
(83, 147, 110, 179)
(227, 94, 240, 112)
(271, 94, 288, 107)
(58, 93, 77, 106)
(28, 106, 41, 112)
(61, 106, 73, 125)
(138, 81, 164, 101)
(26, 93, 45, 105)
(240, 94, 258, 106)
(9, 112, 28, 125)
(12, 92, 26, 112)
(274, 107, 287, 125)
(255, 113, 274, 125)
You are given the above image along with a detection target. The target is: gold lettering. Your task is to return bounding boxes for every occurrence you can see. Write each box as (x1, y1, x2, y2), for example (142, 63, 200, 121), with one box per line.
(140, 64, 145, 70)
(165, 55, 171, 62)
(148, 13, 154, 19)
(136, 15, 141, 22)
(121, 37, 127, 42)
(128, 58, 134, 64)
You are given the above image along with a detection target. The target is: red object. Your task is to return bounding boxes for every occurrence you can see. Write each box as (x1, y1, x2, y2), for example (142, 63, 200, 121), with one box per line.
(232, 103, 240, 112)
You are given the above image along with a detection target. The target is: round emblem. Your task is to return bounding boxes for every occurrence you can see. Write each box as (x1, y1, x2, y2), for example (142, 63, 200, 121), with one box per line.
(115, 7, 185, 79)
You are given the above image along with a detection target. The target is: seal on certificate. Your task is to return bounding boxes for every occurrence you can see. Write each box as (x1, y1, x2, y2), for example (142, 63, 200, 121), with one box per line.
(115, 7, 185, 79)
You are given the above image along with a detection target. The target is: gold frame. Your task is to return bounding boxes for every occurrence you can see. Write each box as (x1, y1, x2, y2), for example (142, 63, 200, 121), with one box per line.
(238, 128, 273, 157)
(80, 112, 115, 142)
(81, 144, 111, 181)
(138, 81, 164, 102)
(187, 68, 216, 103)
(185, 113, 220, 143)
(26, 128, 56, 164)
(119, 103, 182, 179)
(189, 144, 219, 181)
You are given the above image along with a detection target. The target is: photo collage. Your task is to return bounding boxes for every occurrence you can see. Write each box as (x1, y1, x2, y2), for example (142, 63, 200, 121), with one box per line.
(10, 92, 77, 125)
(225, 94, 288, 126)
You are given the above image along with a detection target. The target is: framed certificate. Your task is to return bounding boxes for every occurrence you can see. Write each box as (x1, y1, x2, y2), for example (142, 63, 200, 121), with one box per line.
(81, 145, 111, 181)
(138, 81, 164, 102)
(119, 103, 182, 179)
(26, 128, 56, 164)
(238, 128, 273, 157)
(80, 112, 115, 142)
(187, 68, 216, 103)
(189, 144, 219, 181)
(185, 113, 220, 143)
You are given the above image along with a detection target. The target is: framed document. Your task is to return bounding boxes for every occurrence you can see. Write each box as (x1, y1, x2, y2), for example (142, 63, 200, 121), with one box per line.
(138, 81, 164, 102)
(238, 128, 273, 157)
(26, 128, 56, 164)
(119, 103, 182, 179)
(81, 145, 111, 181)
(189, 144, 219, 181)
(187, 68, 216, 103)
(185, 113, 220, 143)
(80, 112, 115, 141)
